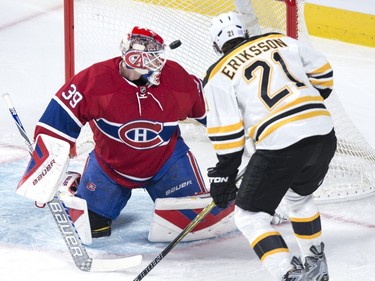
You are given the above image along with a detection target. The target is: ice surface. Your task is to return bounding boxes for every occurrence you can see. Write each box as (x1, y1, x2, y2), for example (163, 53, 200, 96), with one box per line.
(1, 1, 375, 280)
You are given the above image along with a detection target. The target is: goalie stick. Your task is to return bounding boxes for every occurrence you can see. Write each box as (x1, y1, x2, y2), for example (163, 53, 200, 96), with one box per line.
(2, 92, 142, 272)
(133, 168, 245, 281)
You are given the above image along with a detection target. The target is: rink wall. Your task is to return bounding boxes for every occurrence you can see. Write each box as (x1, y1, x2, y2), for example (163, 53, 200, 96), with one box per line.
(136, 0, 374, 47)
(305, 3, 375, 47)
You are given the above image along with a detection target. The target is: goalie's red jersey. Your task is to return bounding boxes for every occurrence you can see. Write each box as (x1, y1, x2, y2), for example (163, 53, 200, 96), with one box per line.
(34, 57, 206, 187)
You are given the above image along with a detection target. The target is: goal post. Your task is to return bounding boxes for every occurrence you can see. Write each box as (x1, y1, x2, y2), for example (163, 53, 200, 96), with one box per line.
(63, 0, 375, 202)
(63, 0, 302, 80)
(64, 0, 74, 81)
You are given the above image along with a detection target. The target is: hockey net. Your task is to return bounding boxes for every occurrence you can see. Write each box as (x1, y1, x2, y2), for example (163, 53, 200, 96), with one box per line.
(65, 0, 375, 202)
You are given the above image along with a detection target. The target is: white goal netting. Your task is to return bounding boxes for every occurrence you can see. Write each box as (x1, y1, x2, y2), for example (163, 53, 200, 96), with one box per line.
(67, 0, 375, 202)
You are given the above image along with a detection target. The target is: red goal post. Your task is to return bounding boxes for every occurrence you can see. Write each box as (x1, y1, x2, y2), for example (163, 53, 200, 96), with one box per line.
(64, 0, 74, 81)
(63, 0, 304, 80)
(63, 0, 375, 202)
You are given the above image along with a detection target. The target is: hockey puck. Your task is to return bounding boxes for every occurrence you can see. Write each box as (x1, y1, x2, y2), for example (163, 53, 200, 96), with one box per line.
(169, 40, 182, 50)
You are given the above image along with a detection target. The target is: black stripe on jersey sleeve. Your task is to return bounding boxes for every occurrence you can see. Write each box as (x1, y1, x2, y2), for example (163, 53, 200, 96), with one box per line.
(208, 129, 245, 142)
(309, 70, 333, 79)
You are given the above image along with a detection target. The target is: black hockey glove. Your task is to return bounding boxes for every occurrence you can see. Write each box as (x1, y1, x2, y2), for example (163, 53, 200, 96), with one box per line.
(207, 168, 238, 209)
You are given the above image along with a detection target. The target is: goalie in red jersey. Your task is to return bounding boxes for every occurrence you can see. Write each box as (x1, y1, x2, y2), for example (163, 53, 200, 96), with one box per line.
(18, 26, 240, 242)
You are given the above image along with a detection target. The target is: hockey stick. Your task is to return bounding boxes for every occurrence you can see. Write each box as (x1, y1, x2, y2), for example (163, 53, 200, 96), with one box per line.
(133, 168, 245, 281)
(2, 93, 142, 272)
(2, 94, 33, 153)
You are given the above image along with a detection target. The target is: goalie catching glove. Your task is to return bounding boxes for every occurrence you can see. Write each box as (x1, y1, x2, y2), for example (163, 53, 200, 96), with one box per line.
(208, 167, 238, 208)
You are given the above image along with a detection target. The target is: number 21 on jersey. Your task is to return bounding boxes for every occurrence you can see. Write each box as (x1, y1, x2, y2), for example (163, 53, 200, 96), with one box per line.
(243, 51, 306, 109)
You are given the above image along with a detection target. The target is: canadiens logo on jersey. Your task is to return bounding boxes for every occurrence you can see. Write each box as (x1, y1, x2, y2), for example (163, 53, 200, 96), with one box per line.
(94, 118, 177, 150)
(119, 120, 166, 149)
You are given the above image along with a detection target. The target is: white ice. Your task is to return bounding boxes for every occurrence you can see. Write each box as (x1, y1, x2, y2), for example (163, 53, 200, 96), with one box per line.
(1, 1, 375, 281)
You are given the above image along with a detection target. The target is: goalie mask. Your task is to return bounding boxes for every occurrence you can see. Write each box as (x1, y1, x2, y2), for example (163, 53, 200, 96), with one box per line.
(210, 12, 247, 55)
(120, 26, 166, 85)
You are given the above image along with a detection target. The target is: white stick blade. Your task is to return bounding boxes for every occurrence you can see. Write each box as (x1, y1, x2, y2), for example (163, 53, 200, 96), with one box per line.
(90, 255, 142, 272)
(2, 93, 13, 108)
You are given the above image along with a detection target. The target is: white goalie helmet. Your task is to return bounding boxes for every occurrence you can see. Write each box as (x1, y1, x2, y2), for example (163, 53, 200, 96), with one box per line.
(210, 12, 247, 54)
(120, 26, 166, 85)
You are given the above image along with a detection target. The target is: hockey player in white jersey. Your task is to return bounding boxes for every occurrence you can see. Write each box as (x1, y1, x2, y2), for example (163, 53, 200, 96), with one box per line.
(203, 12, 336, 281)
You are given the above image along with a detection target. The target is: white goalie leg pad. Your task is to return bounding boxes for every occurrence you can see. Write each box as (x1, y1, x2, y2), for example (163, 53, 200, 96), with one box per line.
(58, 171, 92, 245)
(148, 196, 237, 242)
(17, 134, 70, 203)
(60, 194, 92, 245)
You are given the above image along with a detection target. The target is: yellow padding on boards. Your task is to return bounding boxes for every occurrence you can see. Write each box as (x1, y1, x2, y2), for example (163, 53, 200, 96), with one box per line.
(305, 4, 375, 47)
(139, 0, 234, 16)
(138, 1, 374, 47)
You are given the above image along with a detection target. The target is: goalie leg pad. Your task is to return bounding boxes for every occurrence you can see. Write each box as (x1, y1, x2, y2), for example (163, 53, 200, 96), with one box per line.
(58, 171, 93, 245)
(17, 134, 70, 203)
(64, 196, 92, 245)
(148, 196, 237, 242)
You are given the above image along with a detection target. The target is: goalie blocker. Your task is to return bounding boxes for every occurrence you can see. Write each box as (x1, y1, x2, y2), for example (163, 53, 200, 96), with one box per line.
(17, 134, 70, 203)
(16, 134, 93, 244)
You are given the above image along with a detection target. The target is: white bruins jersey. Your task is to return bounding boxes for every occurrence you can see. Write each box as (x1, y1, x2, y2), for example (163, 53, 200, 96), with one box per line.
(203, 33, 334, 155)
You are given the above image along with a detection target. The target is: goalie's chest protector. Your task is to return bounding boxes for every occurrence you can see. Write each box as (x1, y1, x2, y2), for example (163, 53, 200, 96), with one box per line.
(81, 58, 204, 182)
(88, 59, 201, 149)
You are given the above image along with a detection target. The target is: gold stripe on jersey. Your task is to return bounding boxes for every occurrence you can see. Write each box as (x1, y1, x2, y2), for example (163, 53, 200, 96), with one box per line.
(309, 78, 334, 88)
(249, 95, 323, 137)
(207, 120, 243, 135)
(258, 110, 331, 143)
(307, 62, 334, 91)
(248, 96, 330, 143)
(212, 138, 245, 151)
(208, 121, 245, 154)
(307, 63, 332, 76)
